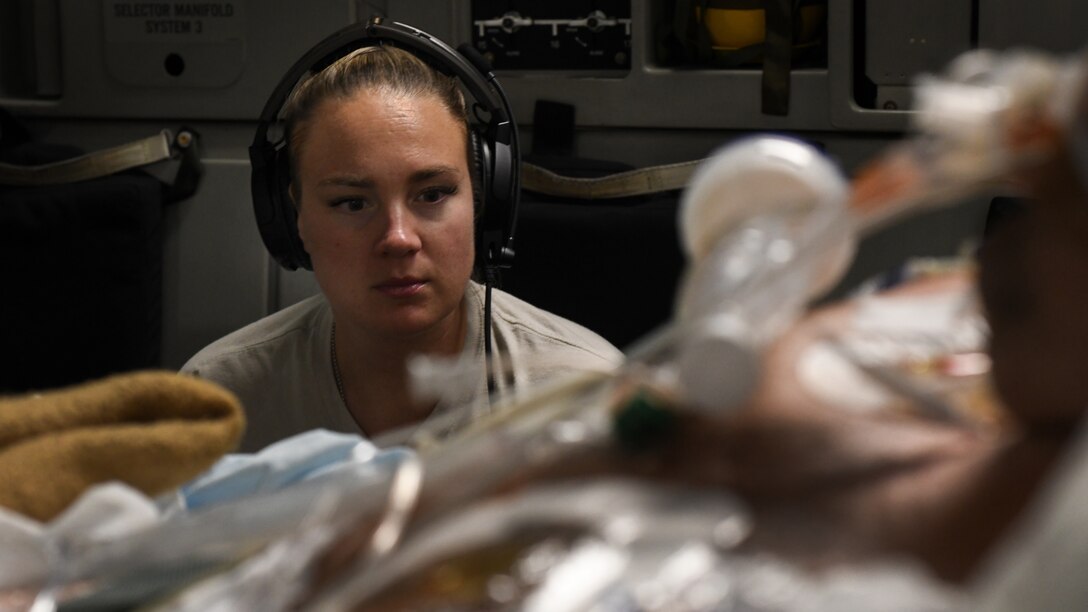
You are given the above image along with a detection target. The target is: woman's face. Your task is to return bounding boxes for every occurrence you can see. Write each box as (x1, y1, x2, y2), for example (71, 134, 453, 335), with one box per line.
(294, 89, 475, 339)
(978, 151, 1088, 431)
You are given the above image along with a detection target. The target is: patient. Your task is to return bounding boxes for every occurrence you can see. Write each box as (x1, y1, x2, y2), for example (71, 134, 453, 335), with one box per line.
(592, 105, 1088, 584)
(183, 36, 622, 452)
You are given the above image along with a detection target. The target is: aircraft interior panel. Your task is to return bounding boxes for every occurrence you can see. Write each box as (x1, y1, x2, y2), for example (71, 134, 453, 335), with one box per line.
(1, 0, 1083, 374)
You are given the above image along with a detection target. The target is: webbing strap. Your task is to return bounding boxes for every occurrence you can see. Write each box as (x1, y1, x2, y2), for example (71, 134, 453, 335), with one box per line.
(521, 159, 703, 199)
(0, 130, 174, 187)
(0, 129, 696, 199)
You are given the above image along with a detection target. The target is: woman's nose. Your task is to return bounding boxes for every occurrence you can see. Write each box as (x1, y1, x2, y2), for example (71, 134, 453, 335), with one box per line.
(376, 206, 422, 256)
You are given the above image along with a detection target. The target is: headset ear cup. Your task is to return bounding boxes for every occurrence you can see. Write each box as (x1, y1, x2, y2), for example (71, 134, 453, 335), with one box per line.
(469, 130, 485, 276)
(252, 143, 304, 271)
(469, 129, 490, 218)
(273, 150, 312, 270)
(265, 149, 308, 267)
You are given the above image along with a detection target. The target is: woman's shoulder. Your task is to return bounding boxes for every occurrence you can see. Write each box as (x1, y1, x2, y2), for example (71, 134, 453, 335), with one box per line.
(182, 294, 331, 372)
(479, 283, 625, 366)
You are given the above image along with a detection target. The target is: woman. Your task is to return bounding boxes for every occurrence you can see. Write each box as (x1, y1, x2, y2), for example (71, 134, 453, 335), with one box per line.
(183, 44, 623, 452)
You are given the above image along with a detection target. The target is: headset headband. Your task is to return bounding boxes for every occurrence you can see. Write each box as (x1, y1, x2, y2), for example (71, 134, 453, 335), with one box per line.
(250, 17, 519, 272)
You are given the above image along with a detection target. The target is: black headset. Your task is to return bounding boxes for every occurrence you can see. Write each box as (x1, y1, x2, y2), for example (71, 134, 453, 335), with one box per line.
(250, 17, 519, 277)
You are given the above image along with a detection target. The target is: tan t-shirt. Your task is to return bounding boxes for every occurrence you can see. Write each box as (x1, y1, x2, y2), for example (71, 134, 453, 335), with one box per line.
(181, 281, 624, 452)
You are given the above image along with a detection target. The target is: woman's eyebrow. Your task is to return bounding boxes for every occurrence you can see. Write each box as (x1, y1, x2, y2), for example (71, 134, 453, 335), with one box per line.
(317, 175, 374, 188)
(409, 165, 460, 183)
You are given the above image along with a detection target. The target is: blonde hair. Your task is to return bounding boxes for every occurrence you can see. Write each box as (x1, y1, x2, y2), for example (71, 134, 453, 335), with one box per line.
(283, 45, 471, 199)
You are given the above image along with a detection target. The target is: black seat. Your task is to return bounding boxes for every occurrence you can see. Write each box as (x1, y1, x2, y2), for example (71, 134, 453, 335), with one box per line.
(503, 172, 686, 351)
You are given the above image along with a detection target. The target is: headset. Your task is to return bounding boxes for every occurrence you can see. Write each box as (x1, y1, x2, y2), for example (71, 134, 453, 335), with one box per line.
(249, 16, 519, 278)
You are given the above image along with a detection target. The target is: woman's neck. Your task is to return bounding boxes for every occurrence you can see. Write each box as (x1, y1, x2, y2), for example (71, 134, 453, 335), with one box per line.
(332, 302, 467, 437)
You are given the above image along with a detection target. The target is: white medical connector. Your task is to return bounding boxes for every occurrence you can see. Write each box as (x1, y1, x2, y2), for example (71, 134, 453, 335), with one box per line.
(678, 135, 853, 304)
(912, 49, 1066, 183)
(406, 351, 479, 405)
(672, 136, 853, 413)
(854, 47, 1088, 234)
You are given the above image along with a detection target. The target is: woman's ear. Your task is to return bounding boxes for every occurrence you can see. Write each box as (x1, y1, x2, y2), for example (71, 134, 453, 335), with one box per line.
(288, 181, 300, 209)
(292, 184, 307, 243)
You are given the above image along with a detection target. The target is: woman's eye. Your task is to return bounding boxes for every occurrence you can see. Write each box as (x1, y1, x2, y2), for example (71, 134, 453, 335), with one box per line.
(419, 186, 457, 204)
(332, 198, 368, 212)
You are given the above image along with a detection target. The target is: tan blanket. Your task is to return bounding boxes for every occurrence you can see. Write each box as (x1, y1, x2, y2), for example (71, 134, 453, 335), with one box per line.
(0, 371, 244, 522)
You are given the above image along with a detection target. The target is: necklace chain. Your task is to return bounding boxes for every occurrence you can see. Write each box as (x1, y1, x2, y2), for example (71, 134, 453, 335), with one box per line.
(331, 323, 347, 406)
(331, 322, 451, 445)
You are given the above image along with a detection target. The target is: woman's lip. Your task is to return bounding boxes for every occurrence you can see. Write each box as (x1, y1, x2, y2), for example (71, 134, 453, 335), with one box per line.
(374, 279, 426, 297)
